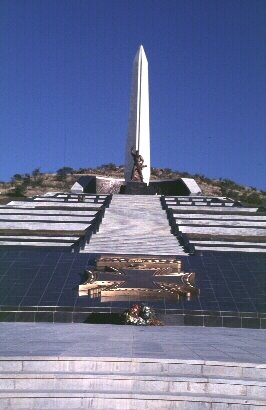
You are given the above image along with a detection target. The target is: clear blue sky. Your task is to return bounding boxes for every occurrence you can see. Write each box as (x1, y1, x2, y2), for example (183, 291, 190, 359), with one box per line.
(0, 0, 265, 189)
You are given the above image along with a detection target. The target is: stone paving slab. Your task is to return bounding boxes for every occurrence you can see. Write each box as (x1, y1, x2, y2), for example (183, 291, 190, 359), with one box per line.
(0, 323, 265, 364)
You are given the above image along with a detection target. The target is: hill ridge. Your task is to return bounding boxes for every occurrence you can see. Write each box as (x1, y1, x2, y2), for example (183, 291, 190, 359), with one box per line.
(0, 165, 265, 206)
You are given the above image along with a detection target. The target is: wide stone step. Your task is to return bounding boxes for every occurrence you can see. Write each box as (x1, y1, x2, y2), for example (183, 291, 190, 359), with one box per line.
(85, 245, 182, 251)
(174, 219, 266, 228)
(86, 240, 181, 245)
(110, 202, 162, 207)
(88, 232, 176, 238)
(180, 226, 266, 236)
(104, 206, 165, 211)
(1, 358, 265, 378)
(112, 196, 160, 199)
(0, 235, 79, 241)
(91, 234, 174, 239)
(85, 244, 183, 248)
(85, 238, 181, 245)
(86, 241, 181, 247)
(86, 243, 181, 249)
(173, 213, 266, 221)
(0, 221, 92, 231)
(1, 372, 266, 398)
(0, 241, 74, 248)
(87, 240, 178, 246)
(168, 206, 258, 212)
(85, 251, 184, 256)
(88, 231, 170, 236)
(7, 202, 103, 209)
(0, 209, 98, 216)
(99, 221, 171, 226)
(84, 244, 185, 254)
(0, 215, 94, 222)
(101, 214, 167, 219)
(1, 363, 265, 408)
(84, 249, 184, 255)
(98, 225, 170, 230)
(192, 240, 266, 247)
(0, 392, 265, 409)
(195, 246, 266, 253)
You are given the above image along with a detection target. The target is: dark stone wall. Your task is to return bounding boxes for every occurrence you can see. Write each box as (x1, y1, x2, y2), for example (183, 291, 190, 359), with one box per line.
(150, 179, 190, 195)
(1, 249, 265, 327)
(84, 176, 97, 193)
(124, 182, 156, 195)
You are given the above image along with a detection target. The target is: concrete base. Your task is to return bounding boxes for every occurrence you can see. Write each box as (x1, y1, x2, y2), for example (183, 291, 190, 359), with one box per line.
(71, 175, 202, 196)
(71, 176, 124, 194)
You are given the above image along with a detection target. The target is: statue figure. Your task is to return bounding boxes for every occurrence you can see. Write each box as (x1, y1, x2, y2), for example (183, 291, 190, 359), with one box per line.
(131, 147, 147, 182)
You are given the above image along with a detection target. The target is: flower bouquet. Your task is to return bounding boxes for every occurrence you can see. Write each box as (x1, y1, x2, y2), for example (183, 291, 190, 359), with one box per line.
(122, 304, 163, 326)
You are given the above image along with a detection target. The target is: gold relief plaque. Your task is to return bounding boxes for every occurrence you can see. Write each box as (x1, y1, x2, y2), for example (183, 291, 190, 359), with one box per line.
(79, 255, 198, 301)
(96, 255, 182, 272)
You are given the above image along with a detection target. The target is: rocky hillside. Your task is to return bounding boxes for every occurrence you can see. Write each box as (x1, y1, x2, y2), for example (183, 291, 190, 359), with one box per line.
(0, 165, 265, 207)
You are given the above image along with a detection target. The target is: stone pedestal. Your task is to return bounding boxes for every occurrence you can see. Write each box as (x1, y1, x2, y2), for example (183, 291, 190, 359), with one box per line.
(124, 182, 156, 195)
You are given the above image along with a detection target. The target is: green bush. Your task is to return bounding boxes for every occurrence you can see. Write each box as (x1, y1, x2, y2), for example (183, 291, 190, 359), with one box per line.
(7, 185, 26, 197)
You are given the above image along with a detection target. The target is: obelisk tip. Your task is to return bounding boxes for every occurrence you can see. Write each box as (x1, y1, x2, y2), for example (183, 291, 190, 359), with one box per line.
(136, 45, 147, 61)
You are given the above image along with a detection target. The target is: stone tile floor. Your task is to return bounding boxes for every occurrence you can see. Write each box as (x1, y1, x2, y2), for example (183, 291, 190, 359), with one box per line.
(0, 323, 265, 364)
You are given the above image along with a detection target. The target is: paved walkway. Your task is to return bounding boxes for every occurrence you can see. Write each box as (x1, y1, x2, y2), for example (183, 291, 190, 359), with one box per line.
(0, 323, 265, 364)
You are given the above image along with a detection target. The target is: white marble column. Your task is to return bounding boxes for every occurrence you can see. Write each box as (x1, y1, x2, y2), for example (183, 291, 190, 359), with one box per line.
(125, 45, 150, 184)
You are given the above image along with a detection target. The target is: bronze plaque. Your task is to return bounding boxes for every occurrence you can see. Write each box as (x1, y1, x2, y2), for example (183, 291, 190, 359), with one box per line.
(79, 255, 198, 302)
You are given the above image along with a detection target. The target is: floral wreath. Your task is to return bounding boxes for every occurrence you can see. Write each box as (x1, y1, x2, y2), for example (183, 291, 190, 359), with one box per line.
(122, 304, 163, 326)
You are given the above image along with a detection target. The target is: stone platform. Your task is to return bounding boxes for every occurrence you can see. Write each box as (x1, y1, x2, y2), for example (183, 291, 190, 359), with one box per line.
(71, 175, 202, 195)
(0, 323, 265, 409)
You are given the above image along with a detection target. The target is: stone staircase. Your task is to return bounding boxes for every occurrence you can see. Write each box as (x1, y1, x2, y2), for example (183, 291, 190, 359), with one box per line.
(82, 195, 186, 255)
(0, 193, 111, 250)
(162, 196, 266, 253)
(0, 356, 265, 409)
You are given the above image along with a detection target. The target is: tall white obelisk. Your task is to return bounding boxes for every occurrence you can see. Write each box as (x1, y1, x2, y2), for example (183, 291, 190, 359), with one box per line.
(125, 45, 150, 185)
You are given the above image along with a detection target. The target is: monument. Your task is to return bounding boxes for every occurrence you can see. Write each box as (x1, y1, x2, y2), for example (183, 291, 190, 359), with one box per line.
(71, 46, 201, 196)
(125, 45, 150, 185)
(123, 45, 155, 194)
(0, 46, 265, 333)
